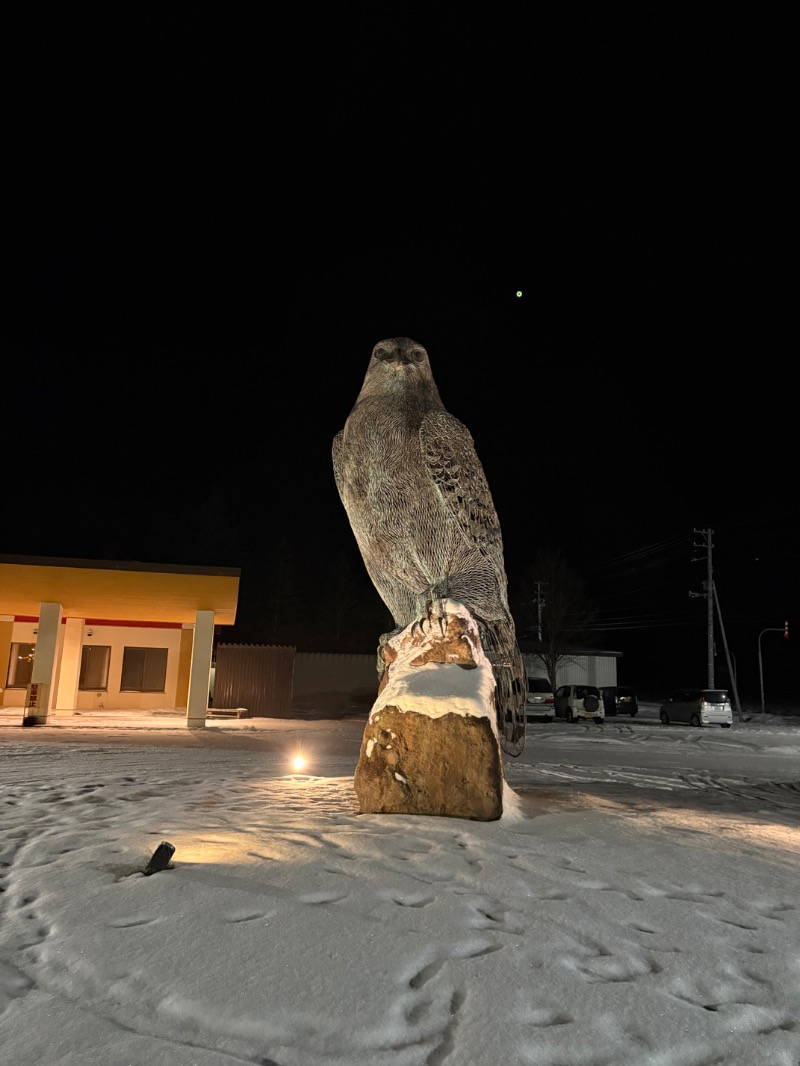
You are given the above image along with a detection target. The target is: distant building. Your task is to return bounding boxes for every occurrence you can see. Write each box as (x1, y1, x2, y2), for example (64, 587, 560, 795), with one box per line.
(520, 643, 621, 688)
(1, 555, 240, 727)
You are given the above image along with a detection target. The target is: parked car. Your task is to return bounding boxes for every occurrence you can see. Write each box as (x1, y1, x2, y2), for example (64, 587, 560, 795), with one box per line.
(554, 684, 605, 723)
(658, 689, 733, 728)
(600, 685, 638, 717)
(525, 677, 555, 721)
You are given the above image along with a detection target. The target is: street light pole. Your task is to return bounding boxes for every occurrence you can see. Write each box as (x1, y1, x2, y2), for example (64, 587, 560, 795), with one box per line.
(758, 626, 785, 716)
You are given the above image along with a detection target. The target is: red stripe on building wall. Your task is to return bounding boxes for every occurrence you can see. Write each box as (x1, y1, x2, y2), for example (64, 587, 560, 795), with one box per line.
(14, 616, 183, 628)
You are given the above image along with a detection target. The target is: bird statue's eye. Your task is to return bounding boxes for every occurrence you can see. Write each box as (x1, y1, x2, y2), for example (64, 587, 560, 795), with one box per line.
(374, 346, 390, 362)
(410, 348, 425, 362)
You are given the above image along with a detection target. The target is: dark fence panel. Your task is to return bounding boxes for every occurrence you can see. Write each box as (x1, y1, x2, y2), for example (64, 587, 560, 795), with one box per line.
(292, 652, 378, 715)
(213, 644, 295, 718)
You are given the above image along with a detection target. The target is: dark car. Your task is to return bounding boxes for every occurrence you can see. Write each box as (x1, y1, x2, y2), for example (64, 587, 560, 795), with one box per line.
(659, 690, 733, 728)
(600, 685, 638, 717)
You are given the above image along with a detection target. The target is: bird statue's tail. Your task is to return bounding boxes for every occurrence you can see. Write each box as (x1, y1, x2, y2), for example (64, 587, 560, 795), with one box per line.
(476, 618, 527, 757)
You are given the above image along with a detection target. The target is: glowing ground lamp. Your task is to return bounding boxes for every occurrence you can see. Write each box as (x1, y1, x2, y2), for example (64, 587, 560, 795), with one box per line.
(290, 753, 308, 774)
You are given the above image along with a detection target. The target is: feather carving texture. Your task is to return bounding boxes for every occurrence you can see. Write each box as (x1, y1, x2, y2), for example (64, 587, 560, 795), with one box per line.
(332, 337, 526, 755)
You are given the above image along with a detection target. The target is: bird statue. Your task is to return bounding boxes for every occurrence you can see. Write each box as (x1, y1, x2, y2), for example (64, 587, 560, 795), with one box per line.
(332, 337, 526, 755)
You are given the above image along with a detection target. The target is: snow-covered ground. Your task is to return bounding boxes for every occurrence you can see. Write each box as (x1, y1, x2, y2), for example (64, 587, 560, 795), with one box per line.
(1, 705, 799, 1066)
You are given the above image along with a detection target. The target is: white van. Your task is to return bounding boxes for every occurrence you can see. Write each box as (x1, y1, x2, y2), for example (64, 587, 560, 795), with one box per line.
(554, 684, 605, 723)
(659, 689, 733, 728)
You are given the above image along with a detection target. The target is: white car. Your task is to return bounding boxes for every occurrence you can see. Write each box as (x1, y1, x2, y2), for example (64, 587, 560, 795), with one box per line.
(659, 689, 733, 728)
(554, 684, 605, 723)
(525, 677, 555, 721)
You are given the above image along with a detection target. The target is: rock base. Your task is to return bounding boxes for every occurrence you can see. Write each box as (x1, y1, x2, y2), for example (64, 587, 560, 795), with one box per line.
(354, 705, 504, 820)
(353, 599, 508, 820)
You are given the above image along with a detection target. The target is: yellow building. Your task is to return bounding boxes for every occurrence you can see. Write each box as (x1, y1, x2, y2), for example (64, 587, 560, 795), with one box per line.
(0, 555, 240, 728)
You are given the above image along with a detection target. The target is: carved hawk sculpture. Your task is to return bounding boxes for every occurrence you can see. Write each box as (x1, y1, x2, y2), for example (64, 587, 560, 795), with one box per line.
(332, 337, 526, 755)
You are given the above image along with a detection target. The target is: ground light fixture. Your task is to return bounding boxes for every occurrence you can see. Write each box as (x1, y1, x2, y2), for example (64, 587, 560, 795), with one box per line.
(288, 747, 317, 779)
(143, 841, 175, 876)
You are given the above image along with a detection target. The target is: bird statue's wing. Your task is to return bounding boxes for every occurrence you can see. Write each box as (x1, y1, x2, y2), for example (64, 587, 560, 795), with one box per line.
(419, 410, 506, 569)
(332, 430, 345, 501)
(421, 409, 526, 756)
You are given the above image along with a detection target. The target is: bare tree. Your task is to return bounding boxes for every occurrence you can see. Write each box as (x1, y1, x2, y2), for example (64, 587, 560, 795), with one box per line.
(257, 536, 305, 645)
(315, 550, 393, 651)
(514, 547, 599, 690)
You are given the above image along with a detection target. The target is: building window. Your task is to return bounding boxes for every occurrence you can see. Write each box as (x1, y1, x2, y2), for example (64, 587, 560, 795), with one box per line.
(6, 643, 35, 688)
(120, 647, 168, 692)
(79, 646, 111, 690)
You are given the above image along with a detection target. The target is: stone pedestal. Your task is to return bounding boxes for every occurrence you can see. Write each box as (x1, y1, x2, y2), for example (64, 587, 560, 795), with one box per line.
(353, 599, 505, 820)
(354, 706, 503, 819)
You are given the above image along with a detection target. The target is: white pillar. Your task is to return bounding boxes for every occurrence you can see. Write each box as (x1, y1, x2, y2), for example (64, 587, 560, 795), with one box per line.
(28, 602, 62, 723)
(186, 610, 215, 729)
(54, 617, 83, 717)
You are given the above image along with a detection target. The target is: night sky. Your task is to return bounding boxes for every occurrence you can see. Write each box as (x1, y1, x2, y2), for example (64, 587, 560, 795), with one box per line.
(6, 6, 796, 700)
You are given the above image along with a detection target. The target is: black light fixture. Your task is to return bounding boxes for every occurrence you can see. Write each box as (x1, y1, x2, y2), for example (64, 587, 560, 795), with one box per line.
(143, 841, 175, 876)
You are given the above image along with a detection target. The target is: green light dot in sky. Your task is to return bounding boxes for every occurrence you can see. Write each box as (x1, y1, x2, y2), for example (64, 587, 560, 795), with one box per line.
(516, 290, 522, 298)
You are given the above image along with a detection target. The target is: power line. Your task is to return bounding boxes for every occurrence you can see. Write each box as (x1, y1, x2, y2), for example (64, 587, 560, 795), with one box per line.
(586, 532, 693, 575)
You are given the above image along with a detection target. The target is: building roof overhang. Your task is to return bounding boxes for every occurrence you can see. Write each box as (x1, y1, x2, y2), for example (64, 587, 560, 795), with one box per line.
(0, 555, 240, 626)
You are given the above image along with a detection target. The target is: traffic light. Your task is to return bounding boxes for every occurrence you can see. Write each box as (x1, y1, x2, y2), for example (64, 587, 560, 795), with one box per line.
(785, 619, 789, 639)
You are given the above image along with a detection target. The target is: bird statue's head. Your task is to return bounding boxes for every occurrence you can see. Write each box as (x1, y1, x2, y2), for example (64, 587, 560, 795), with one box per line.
(372, 338, 429, 369)
(359, 337, 440, 401)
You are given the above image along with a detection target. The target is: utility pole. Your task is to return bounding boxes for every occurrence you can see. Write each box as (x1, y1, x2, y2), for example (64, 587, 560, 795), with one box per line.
(690, 528, 714, 687)
(535, 581, 546, 643)
(711, 583, 743, 722)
